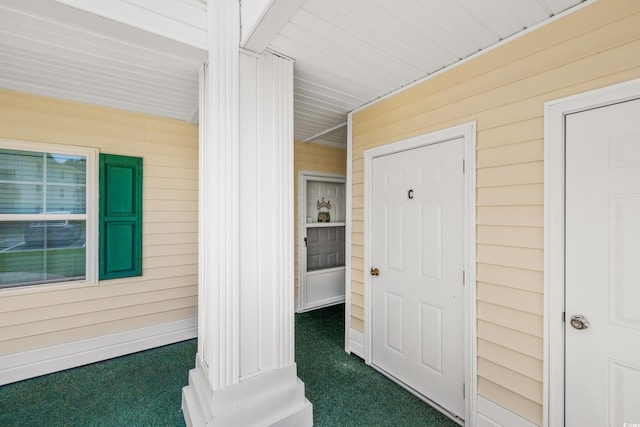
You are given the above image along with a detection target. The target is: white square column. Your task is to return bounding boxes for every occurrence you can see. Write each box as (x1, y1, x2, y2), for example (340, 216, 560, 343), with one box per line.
(181, 1, 312, 426)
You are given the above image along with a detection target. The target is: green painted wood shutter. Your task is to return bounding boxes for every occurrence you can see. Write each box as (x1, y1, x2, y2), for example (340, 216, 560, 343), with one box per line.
(99, 154, 143, 280)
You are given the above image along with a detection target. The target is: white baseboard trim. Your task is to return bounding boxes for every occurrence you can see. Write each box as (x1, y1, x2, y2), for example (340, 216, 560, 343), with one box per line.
(477, 396, 537, 427)
(349, 328, 365, 358)
(0, 317, 197, 386)
(297, 297, 345, 313)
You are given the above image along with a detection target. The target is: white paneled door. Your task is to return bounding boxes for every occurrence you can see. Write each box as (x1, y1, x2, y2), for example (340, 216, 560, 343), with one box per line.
(565, 98, 640, 426)
(300, 176, 346, 312)
(371, 138, 465, 419)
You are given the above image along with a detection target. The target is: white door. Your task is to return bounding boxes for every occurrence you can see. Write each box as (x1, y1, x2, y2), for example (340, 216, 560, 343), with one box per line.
(300, 177, 346, 311)
(565, 98, 640, 426)
(371, 138, 465, 419)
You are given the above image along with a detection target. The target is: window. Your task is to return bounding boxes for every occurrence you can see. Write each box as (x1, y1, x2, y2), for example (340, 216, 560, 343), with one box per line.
(0, 141, 97, 289)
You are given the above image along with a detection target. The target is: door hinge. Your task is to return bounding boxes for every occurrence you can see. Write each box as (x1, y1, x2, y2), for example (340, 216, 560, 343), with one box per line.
(562, 311, 565, 322)
(463, 382, 465, 398)
(304, 237, 307, 247)
(462, 270, 465, 286)
(462, 159, 465, 174)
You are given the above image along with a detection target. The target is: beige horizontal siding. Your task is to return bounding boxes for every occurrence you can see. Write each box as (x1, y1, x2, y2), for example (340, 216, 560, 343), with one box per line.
(476, 140, 543, 168)
(350, 1, 640, 424)
(477, 226, 543, 249)
(1, 307, 196, 356)
(479, 377, 542, 425)
(0, 275, 197, 311)
(478, 320, 543, 358)
(477, 301, 542, 337)
(477, 184, 543, 207)
(477, 206, 544, 227)
(477, 339, 542, 382)
(0, 287, 197, 331)
(479, 358, 542, 405)
(476, 245, 543, 271)
(0, 89, 198, 356)
(477, 162, 543, 188)
(293, 141, 347, 304)
(476, 263, 543, 294)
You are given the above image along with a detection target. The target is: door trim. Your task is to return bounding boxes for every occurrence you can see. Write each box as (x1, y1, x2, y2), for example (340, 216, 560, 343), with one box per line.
(363, 121, 477, 425)
(297, 171, 346, 313)
(544, 77, 640, 427)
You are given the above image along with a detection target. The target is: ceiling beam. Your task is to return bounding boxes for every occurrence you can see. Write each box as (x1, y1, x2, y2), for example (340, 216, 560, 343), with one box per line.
(302, 121, 347, 143)
(241, 0, 305, 53)
(51, 0, 208, 52)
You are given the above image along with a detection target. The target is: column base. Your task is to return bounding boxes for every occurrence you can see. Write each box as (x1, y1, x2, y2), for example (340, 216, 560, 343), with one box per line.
(182, 356, 313, 427)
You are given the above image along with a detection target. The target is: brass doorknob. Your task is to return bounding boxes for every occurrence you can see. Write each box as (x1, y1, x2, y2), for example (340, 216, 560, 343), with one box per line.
(370, 267, 380, 276)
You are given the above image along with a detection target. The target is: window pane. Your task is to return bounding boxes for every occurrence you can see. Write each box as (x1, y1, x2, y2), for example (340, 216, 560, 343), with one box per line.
(0, 149, 86, 214)
(47, 154, 86, 185)
(0, 221, 86, 288)
(0, 149, 44, 214)
(0, 183, 43, 214)
(0, 149, 44, 181)
(46, 184, 86, 214)
(306, 226, 346, 271)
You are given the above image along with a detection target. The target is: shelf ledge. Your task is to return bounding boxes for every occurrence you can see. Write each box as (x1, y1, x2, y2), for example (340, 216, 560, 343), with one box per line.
(306, 222, 346, 228)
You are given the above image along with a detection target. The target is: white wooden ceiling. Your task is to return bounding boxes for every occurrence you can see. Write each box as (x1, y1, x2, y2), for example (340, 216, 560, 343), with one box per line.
(0, 0, 206, 122)
(0, 0, 586, 146)
(275, 0, 586, 145)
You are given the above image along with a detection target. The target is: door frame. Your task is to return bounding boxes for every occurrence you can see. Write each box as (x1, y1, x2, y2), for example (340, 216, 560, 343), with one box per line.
(544, 77, 640, 427)
(363, 121, 477, 424)
(297, 170, 346, 313)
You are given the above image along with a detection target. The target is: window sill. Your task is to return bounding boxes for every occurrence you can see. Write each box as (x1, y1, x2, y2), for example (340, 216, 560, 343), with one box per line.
(0, 278, 98, 296)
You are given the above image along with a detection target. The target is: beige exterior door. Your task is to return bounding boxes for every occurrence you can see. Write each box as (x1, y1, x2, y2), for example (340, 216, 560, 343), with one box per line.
(370, 138, 465, 419)
(565, 98, 640, 426)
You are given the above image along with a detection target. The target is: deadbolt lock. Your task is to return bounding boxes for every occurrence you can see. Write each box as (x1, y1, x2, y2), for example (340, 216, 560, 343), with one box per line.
(370, 267, 380, 276)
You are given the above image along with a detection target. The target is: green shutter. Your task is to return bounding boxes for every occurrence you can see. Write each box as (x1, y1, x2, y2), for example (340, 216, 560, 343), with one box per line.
(99, 154, 142, 280)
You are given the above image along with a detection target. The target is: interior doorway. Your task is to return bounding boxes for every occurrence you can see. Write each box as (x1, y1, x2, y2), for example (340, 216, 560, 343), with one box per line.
(298, 172, 346, 312)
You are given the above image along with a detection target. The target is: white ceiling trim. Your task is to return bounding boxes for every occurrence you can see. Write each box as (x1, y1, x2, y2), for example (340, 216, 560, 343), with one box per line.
(241, 0, 305, 53)
(302, 121, 347, 143)
(51, 0, 208, 50)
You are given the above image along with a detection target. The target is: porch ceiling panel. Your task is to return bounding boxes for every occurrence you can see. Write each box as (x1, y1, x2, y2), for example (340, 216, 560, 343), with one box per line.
(0, 0, 586, 146)
(0, 0, 204, 123)
(270, 0, 585, 145)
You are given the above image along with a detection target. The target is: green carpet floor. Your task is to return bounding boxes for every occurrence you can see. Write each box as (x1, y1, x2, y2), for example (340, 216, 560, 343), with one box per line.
(296, 304, 457, 427)
(0, 339, 197, 426)
(0, 304, 458, 426)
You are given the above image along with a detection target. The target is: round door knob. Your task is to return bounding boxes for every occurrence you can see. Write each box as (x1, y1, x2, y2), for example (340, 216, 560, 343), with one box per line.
(370, 267, 380, 276)
(570, 314, 590, 330)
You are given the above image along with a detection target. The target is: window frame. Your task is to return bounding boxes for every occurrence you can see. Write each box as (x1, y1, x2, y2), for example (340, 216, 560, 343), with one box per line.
(0, 139, 99, 293)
